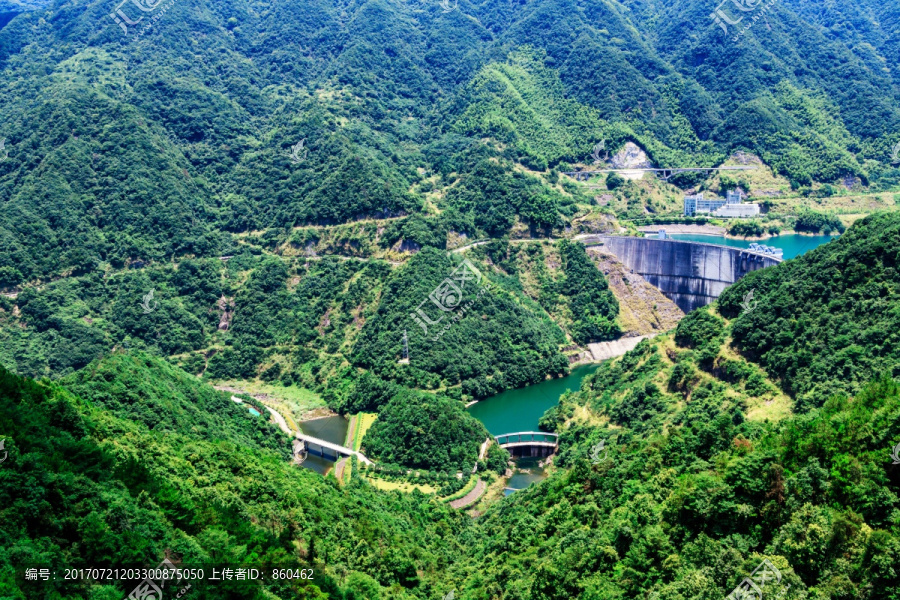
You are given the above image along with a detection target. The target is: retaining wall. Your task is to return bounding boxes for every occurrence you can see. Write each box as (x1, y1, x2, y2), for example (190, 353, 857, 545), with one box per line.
(586, 236, 781, 313)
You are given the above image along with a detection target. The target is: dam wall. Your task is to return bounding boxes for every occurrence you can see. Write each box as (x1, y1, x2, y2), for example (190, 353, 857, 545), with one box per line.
(585, 236, 781, 313)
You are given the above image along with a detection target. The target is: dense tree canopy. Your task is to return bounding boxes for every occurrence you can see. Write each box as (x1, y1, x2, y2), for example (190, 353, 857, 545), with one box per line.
(0, 356, 466, 599)
(363, 390, 489, 473)
(1, 0, 899, 284)
(719, 212, 900, 410)
(2, 1, 900, 598)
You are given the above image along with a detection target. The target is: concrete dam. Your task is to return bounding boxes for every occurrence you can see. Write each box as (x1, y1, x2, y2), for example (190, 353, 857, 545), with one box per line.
(585, 236, 782, 313)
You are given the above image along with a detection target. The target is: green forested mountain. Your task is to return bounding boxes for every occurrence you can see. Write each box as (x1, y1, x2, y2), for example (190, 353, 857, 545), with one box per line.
(444, 214, 900, 600)
(61, 352, 288, 453)
(3, 212, 900, 600)
(0, 240, 581, 478)
(351, 247, 569, 399)
(3, 0, 900, 598)
(719, 212, 900, 410)
(1, 0, 900, 284)
(0, 246, 574, 396)
(454, 367, 900, 599)
(0, 356, 465, 599)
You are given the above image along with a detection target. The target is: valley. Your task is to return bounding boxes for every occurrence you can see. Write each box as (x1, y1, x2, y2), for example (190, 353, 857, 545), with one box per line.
(2, 0, 900, 598)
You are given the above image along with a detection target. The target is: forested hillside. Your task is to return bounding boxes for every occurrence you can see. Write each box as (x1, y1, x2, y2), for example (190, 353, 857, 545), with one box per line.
(456, 369, 900, 599)
(3, 0, 900, 598)
(0, 356, 465, 599)
(0, 239, 605, 471)
(1, 0, 900, 284)
(449, 213, 900, 600)
(719, 212, 900, 410)
(0, 246, 580, 396)
(3, 209, 900, 600)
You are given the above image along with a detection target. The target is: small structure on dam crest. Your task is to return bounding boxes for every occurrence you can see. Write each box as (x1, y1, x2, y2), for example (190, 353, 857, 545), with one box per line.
(585, 236, 781, 313)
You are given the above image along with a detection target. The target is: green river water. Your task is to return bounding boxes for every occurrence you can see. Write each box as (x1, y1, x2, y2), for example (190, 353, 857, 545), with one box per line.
(467, 365, 601, 493)
(468, 364, 600, 436)
(469, 235, 835, 439)
(469, 234, 836, 491)
(299, 415, 349, 476)
(300, 235, 837, 483)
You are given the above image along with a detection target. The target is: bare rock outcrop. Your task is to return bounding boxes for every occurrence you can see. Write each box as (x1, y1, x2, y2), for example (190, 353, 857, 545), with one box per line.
(587, 248, 684, 335)
(609, 141, 652, 169)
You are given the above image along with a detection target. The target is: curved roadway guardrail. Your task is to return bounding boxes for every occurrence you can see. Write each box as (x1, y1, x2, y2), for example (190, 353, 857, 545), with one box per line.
(495, 432, 559, 448)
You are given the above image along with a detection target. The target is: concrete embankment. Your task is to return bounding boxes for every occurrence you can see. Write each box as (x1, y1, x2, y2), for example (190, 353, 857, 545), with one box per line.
(586, 236, 780, 313)
(588, 335, 657, 361)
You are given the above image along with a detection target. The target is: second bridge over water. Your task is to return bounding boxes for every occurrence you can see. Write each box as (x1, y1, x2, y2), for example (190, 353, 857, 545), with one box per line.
(295, 432, 373, 466)
(496, 431, 559, 457)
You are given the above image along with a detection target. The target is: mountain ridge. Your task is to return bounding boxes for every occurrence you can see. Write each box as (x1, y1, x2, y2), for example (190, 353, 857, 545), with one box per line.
(1, 0, 900, 283)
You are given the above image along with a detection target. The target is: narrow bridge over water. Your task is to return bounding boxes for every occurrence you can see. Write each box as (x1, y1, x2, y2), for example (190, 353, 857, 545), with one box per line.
(496, 432, 559, 457)
(296, 433, 373, 466)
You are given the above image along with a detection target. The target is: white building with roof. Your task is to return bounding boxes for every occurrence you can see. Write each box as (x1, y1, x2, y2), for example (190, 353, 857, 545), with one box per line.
(684, 190, 760, 218)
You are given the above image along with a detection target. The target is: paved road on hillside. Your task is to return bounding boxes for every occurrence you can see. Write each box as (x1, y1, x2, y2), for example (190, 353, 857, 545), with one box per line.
(450, 234, 597, 255)
(230, 394, 294, 435)
(450, 479, 487, 509)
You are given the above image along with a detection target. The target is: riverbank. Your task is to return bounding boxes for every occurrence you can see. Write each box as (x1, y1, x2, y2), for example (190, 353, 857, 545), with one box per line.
(640, 224, 838, 244)
(665, 232, 837, 260)
(212, 381, 330, 422)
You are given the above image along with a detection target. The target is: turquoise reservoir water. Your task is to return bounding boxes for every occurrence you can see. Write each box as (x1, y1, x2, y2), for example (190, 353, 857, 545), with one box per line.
(664, 233, 837, 259)
(468, 234, 835, 439)
(298, 415, 349, 476)
(469, 366, 602, 495)
(504, 457, 548, 495)
(468, 364, 600, 436)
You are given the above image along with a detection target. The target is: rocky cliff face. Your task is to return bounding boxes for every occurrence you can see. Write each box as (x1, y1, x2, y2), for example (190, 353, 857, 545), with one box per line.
(609, 142, 653, 169)
(587, 248, 684, 335)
